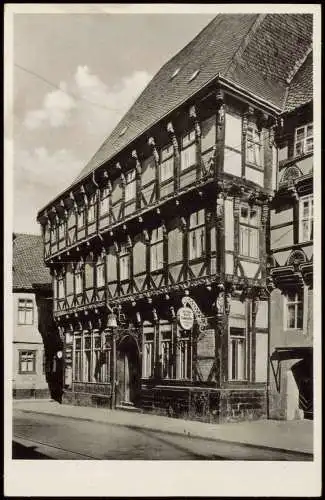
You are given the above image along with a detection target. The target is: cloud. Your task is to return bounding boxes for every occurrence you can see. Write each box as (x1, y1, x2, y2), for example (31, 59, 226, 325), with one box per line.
(24, 84, 76, 130)
(23, 66, 152, 137)
(14, 147, 83, 233)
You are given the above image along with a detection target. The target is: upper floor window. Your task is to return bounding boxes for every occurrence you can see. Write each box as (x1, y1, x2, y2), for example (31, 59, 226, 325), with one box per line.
(299, 195, 313, 243)
(18, 298, 34, 325)
(100, 187, 110, 216)
(88, 196, 96, 223)
(239, 204, 260, 258)
(125, 170, 136, 202)
(160, 144, 174, 182)
(58, 220, 65, 240)
(96, 255, 105, 288)
(295, 123, 313, 157)
(181, 130, 196, 171)
(150, 227, 164, 271)
(75, 263, 83, 295)
(77, 207, 86, 229)
(19, 350, 36, 374)
(120, 243, 130, 281)
(246, 124, 263, 168)
(57, 275, 65, 299)
(285, 289, 303, 330)
(188, 209, 205, 260)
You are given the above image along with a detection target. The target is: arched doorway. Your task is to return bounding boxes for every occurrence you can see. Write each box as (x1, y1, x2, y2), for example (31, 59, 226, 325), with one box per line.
(116, 335, 140, 406)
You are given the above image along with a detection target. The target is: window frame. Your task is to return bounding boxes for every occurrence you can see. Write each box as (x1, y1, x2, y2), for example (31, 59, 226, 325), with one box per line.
(299, 194, 313, 243)
(100, 186, 110, 216)
(124, 169, 136, 202)
(143, 325, 155, 379)
(96, 255, 105, 288)
(178, 329, 192, 380)
(74, 263, 83, 296)
(19, 350, 36, 374)
(229, 327, 247, 381)
(17, 298, 34, 325)
(294, 123, 313, 157)
(180, 130, 196, 172)
(239, 203, 260, 259)
(246, 123, 263, 169)
(119, 243, 130, 281)
(87, 195, 97, 224)
(160, 144, 174, 183)
(284, 289, 304, 330)
(188, 209, 205, 261)
(76, 206, 86, 229)
(160, 323, 173, 379)
(150, 227, 164, 272)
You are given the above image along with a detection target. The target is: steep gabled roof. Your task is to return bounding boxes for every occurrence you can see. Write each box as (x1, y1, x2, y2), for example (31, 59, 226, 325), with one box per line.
(284, 51, 313, 113)
(13, 233, 51, 290)
(52, 14, 313, 196)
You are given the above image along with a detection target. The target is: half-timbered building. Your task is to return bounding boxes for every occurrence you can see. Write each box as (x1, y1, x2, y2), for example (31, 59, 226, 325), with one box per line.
(268, 49, 313, 420)
(37, 14, 313, 422)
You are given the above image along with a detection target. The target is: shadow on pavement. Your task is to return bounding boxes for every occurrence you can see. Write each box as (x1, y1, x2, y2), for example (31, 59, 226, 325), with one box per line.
(12, 441, 52, 460)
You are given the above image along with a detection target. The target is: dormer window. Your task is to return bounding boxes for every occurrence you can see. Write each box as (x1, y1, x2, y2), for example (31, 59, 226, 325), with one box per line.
(295, 123, 313, 157)
(189, 69, 199, 82)
(125, 169, 136, 202)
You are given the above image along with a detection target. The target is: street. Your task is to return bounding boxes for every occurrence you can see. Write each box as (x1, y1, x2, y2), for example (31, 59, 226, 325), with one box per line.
(13, 409, 312, 461)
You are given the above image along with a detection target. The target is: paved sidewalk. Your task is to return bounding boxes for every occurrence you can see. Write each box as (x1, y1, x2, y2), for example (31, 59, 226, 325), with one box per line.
(13, 399, 313, 455)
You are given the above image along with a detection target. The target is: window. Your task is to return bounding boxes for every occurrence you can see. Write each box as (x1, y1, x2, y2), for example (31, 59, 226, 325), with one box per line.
(88, 196, 96, 223)
(285, 290, 303, 330)
(83, 334, 91, 382)
(93, 332, 102, 382)
(74, 336, 82, 381)
(150, 227, 164, 271)
(246, 124, 263, 167)
(299, 195, 313, 242)
(58, 220, 65, 240)
(18, 298, 34, 325)
(100, 333, 111, 383)
(57, 275, 65, 299)
(239, 204, 260, 258)
(96, 256, 105, 288)
(160, 323, 173, 379)
(178, 330, 191, 379)
(19, 351, 36, 374)
(160, 144, 174, 182)
(77, 207, 86, 228)
(100, 187, 110, 215)
(181, 130, 196, 171)
(229, 327, 246, 381)
(295, 123, 313, 156)
(143, 326, 154, 378)
(120, 243, 130, 281)
(75, 264, 83, 295)
(188, 209, 205, 260)
(125, 169, 136, 202)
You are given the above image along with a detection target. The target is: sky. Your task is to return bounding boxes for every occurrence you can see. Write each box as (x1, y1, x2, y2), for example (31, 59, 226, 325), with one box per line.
(12, 11, 216, 235)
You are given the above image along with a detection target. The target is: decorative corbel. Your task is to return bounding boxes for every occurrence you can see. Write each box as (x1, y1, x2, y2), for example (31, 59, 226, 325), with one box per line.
(148, 137, 160, 165)
(261, 204, 269, 228)
(113, 241, 119, 253)
(161, 221, 167, 235)
(180, 217, 187, 231)
(120, 172, 126, 187)
(216, 87, 225, 127)
(152, 308, 158, 322)
(136, 311, 142, 324)
(167, 122, 179, 157)
(170, 306, 176, 319)
(126, 235, 132, 248)
(88, 320, 93, 331)
(143, 229, 149, 242)
(80, 185, 88, 207)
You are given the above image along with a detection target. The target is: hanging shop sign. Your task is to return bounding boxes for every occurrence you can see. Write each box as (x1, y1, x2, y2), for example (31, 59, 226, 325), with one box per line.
(181, 296, 208, 332)
(177, 307, 194, 330)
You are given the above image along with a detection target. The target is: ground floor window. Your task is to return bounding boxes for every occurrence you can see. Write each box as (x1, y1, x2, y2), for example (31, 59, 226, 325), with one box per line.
(73, 331, 112, 384)
(178, 330, 192, 380)
(160, 323, 173, 379)
(143, 324, 154, 378)
(229, 327, 246, 381)
(19, 350, 36, 374)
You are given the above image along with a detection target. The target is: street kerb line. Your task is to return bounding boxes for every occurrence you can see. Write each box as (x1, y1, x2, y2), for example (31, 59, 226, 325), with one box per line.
(15, 408, 314, 459)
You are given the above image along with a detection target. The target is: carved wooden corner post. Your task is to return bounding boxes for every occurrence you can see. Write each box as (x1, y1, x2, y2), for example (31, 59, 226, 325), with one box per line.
(251, 293, 260, 382)
(216, 191, 225, 278)
(148, 136, 160, 200)
(132, 149, 142, 211)
(214, 283, 230, 387)
(167, 121, 180, 191)
(189, 105, 202, 179)
(215, 86, 225, 177)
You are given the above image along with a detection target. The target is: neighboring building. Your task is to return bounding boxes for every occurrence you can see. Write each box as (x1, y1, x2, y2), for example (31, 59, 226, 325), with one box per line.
(12, 233, 62, 400)
(268, 50, 313, 420)
(37, 14, 313, 422)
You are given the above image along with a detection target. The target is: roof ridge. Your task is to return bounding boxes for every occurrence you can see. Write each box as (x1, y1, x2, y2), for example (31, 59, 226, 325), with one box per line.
(224, 14, 265, 78)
